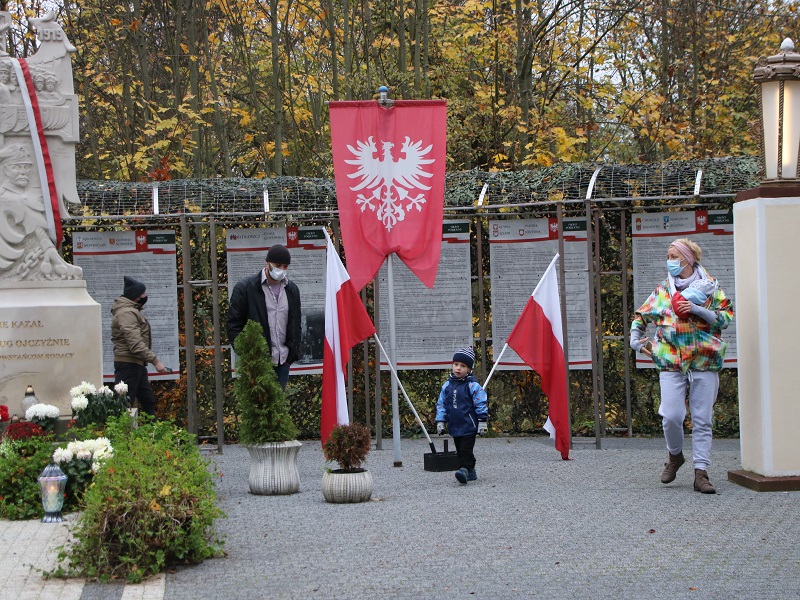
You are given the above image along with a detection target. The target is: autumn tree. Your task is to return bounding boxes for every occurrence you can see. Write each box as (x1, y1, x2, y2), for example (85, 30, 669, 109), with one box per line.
(3, 0, 798, 178)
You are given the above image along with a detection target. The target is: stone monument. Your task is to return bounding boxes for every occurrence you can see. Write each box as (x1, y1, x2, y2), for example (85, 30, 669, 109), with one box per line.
(0, 11, 102, 418)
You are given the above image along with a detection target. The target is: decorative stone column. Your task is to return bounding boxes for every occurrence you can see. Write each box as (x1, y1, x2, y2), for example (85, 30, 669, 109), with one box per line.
(729, 39, 800, 491)
(730, 193, 800, 490)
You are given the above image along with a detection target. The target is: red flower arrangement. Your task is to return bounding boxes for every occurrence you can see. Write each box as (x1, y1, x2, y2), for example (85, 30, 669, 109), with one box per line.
(0, 421, 46, 440)
(0, 405, 8, 422)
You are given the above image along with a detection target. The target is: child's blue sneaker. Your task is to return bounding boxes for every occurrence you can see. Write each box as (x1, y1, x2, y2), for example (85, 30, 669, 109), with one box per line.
(467, 468, 477, 481)
(455, 467, 469, 484)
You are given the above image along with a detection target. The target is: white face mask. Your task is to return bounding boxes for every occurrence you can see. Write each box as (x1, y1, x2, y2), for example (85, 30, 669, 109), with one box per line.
(269, 266, 286, 281)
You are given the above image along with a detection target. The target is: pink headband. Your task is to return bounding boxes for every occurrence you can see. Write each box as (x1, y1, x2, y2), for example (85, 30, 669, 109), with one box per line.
(670, 240, 696, 266)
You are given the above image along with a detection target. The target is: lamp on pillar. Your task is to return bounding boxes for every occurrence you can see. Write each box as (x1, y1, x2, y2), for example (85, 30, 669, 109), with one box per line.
(754, 38, 800, 182)
(729, 38, 800, 491)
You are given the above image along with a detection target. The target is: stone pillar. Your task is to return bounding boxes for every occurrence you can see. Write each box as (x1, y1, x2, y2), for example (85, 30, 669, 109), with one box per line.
(0, 281, 102, 417)
(729, 191, 800, 491)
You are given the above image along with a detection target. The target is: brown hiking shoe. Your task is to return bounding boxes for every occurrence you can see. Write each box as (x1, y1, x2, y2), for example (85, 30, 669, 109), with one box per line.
(660, 451, 685, 484)
(693, 469, 716, 494)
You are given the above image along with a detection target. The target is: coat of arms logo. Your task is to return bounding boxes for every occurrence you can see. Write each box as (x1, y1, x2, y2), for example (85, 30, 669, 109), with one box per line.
(345, 136, 435, 231)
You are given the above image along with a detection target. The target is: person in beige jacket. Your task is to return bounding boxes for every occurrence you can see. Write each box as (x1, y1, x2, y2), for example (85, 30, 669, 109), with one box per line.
(111, 276, 167, 416)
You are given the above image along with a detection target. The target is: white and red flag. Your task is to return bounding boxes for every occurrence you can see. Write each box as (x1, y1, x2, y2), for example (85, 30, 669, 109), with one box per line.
(321, 234, 376, 446)
(506, 254, 571, 460)
(11, 58, 63, 247)
(329, 100, 447, 292)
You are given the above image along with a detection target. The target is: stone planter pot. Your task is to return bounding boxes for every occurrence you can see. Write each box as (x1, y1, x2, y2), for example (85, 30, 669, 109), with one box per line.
(322, 468, 373, 503)
(246, 440, 302, 495)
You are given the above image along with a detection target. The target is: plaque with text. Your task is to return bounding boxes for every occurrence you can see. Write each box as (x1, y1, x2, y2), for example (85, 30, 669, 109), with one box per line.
(73, 230, 180, 380)
(489, 218, 592, 370)
(631, 210, 737, 368)
(226, 226, 327, 375)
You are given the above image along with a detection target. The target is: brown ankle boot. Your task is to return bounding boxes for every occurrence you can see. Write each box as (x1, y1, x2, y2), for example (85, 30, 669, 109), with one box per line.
(660, 451, 685, 484)
(693, 469, 716, 494)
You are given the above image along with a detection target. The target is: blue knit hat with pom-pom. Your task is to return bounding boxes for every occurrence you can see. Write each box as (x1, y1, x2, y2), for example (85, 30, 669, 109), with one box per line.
(453, 346, 475, 369)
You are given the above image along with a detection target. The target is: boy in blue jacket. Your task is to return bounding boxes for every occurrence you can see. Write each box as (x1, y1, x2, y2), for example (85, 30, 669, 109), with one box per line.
(435, 346, 489, 484)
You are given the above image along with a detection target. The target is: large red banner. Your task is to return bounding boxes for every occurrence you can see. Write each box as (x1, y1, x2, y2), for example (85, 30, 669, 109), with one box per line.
(330, 100, 447, 292)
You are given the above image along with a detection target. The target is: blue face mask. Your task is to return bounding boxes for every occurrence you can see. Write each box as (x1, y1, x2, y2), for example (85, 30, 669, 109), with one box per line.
(666, 259, 684, 276)
(681, 287, 707, 305)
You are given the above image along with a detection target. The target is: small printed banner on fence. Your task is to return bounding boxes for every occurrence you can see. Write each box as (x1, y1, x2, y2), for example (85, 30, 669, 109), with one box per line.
(631, 210, 737, 368)
(489, 218, 592, 370)
(226, 226, 327, 376)
(73, 230, 181, 381)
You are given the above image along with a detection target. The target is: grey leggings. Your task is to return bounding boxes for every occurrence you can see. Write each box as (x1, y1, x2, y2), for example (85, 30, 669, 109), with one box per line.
(658, 370, 719, 471)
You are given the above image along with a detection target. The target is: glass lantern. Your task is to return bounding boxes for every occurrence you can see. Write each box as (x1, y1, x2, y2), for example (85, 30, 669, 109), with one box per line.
(38, 462, 67, 523)
(21, 384, 39, 415)
(754, 38, 800, 181)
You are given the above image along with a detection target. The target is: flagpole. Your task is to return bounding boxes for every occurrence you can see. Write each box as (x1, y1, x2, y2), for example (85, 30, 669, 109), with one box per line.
(556, 204, 573, 452)
(374, 335, 436, 454)
(482, 343, 510, 390)
(387, 253, 403, 466)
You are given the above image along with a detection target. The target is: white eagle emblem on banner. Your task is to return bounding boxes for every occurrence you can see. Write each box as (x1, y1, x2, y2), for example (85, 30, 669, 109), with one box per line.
(345, 136, 434, 231)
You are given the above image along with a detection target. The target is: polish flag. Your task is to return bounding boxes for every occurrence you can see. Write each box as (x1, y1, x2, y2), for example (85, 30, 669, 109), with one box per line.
(321, 235, 376, 446)
(506, 255, 571, 460)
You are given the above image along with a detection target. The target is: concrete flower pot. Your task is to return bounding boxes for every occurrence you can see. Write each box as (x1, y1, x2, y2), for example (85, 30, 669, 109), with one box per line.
(321, 468, 373, 503)
(245, 440, 302, 495)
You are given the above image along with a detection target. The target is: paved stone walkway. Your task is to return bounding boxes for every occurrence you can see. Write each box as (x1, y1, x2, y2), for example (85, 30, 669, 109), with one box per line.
(1, 514, 83, 600)
(3, 436, 800, 599)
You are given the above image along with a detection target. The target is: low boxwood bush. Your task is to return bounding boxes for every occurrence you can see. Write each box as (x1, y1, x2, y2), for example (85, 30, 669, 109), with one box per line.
(0, 435, 54, 520)
(53, 415, 224, 583)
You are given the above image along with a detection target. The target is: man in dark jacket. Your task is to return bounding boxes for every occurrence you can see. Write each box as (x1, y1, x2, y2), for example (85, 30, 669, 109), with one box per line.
(111, 276, 168, 416)
(226, 244, 301, 389)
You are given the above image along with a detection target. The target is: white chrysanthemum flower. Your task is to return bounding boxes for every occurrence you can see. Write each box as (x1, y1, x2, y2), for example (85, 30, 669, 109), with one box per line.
(65, 437, 113, 462)
(66, 440, 86, 454)
(53, 447, 73, 464)
(91, 461, 101, 474)
(71, 395, 89, 412)
(99, 386, 113, 396)
(114, 382, 128, 395)
(25, 404, 60, 420)
(69, 384, 83, 398)
(78, 381, 97, 396)
(95, 450, 113, 463)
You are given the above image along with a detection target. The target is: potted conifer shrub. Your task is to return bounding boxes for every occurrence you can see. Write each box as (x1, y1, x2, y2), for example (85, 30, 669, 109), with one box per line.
(234, 320, 301, 495)
(322, 423, 373, 503)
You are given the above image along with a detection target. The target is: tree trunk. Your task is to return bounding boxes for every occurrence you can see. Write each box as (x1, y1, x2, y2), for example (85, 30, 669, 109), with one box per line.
(270, 0, 283, 176)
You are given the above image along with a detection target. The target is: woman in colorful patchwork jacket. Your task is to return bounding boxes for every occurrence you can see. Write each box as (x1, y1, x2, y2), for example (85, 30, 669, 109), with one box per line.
(630, 238, 734, 494)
